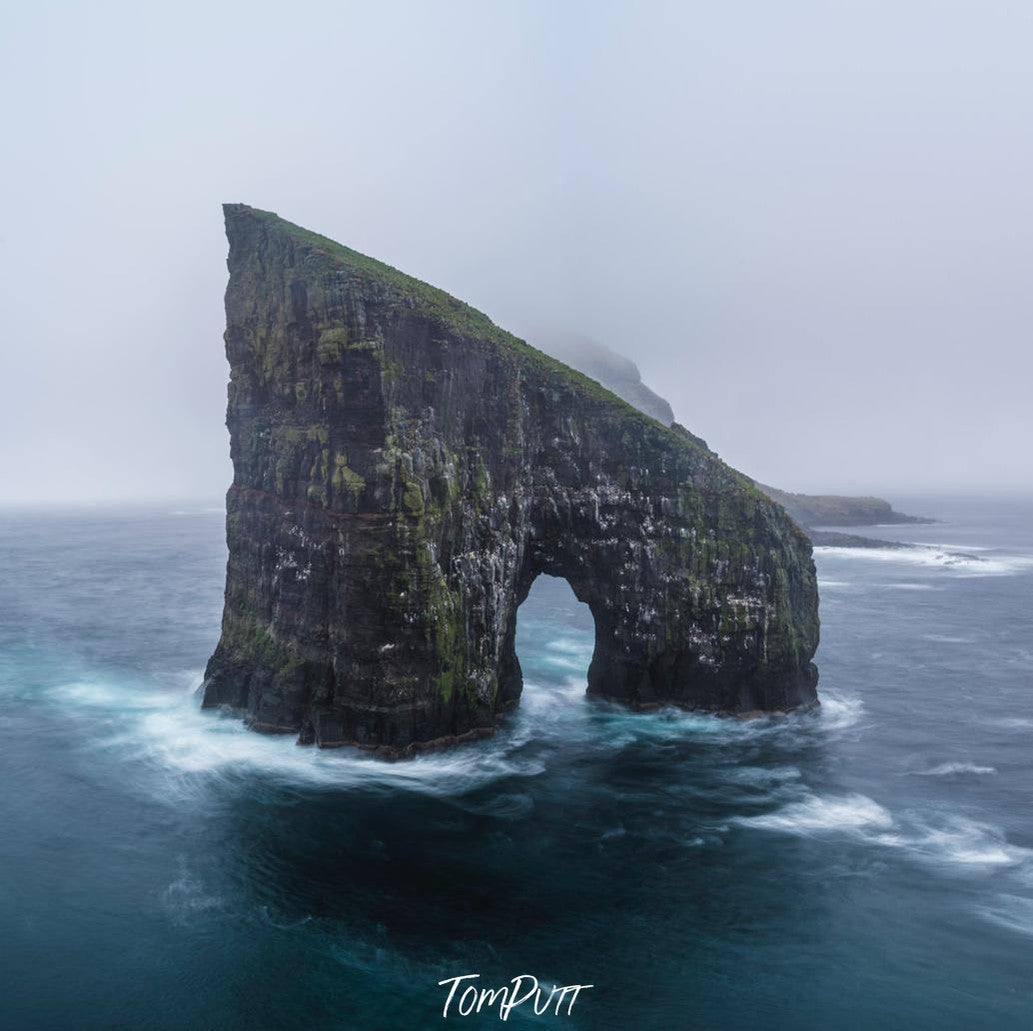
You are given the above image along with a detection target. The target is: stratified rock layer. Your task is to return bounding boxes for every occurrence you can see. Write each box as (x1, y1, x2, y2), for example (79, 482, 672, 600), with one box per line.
(201, 205, 820, 754)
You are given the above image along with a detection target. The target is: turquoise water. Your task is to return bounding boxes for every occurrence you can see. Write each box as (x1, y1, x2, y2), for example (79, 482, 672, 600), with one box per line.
(1, 497, 1031, 1028)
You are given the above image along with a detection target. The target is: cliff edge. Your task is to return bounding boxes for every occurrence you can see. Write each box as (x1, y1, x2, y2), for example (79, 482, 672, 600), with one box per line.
(538, 338, 930, 532)
(201, 205, 820, 755)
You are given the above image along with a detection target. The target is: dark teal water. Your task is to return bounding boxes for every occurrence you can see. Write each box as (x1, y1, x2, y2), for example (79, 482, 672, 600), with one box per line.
(1, 497, 1032, 1029)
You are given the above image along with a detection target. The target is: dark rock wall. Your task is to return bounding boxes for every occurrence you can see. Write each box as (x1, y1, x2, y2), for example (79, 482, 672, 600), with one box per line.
(540, 340, 929, 533)
(202, 205, 820, 755)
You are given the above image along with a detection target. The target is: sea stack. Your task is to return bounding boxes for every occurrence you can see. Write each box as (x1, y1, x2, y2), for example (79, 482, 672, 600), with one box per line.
(201, 205, 820, 755)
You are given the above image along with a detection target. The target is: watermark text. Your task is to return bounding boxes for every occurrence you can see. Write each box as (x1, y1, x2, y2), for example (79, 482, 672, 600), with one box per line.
(438, 974, 593, 1020)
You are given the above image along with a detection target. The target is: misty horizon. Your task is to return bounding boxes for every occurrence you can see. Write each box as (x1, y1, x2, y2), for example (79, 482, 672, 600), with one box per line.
(2, 1, 1030, 504)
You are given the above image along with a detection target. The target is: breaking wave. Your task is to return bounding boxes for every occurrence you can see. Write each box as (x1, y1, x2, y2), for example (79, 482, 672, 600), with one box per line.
(737, 792, 1031, 872)
(55, 672, 548, 800)
(814, 544, 1033, 577)
(49, 661, 865, 809)
(737, 792, 893, 834)
(913, 762, 996, 777)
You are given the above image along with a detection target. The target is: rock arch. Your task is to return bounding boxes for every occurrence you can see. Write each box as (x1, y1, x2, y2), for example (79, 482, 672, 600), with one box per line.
(201, 205, 820, 756)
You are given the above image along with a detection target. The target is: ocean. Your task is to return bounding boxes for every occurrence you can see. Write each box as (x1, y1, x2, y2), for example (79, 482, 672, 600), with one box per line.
(1, 495, 1031, 1029)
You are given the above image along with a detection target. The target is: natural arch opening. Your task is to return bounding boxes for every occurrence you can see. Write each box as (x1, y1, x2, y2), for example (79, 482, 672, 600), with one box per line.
(513, 575, 595, 705)
(203, 205, 820, 755)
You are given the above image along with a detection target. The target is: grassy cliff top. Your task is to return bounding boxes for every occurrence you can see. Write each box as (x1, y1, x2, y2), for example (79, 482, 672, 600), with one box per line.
(757, 484, 928, 527)
(220, 207, 805, 533)
(220, 205, 810, 536)
(225, 203, 518, 349)
(223, 204, 733, 472)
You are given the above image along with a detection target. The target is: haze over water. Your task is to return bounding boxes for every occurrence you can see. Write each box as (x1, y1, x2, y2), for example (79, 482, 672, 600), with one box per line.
(3, 2, 1032, 504)
(1, 494, 1031, 1028)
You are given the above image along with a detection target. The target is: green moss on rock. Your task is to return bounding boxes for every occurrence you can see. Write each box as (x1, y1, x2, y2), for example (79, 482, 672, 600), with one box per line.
(203, 204, 820, 755)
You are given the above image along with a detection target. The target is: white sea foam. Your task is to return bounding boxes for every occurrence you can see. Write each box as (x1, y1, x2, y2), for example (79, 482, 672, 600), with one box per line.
(921, 634, 975, 644)
(908, 542, 991, 552)
(541, 653, 593, 674)
(738, 791, 1031, 873)
(905, 818, 1002, 866)
(913, 762, 996, 776)
(818, 692, 864, 729)
(60, 679, 170, 710)
(63, 672, 548, 799)
(814, 545, 1033, 577)
(902, 819, 1031, 867)
(50, 655, 872, 817)
(954, 556, 1033, 578)
(145, 703, 548, 797)
(519, 675, 588, 716)
(545, 637, 593, 656)
(736, 793, 893, 834)
(814, 545, 972, 567)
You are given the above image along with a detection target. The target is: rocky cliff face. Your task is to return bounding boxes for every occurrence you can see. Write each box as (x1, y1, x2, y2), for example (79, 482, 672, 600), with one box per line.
(538, 339, 929, 533)
(201, 205, 820, 755)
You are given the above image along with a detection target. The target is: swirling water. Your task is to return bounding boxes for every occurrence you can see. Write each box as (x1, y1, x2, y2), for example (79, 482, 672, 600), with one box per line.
(1, 496, 1031, 1029)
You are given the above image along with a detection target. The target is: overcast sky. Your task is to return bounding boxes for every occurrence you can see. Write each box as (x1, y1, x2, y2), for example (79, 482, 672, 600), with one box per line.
(2, 0, 1030, 503)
